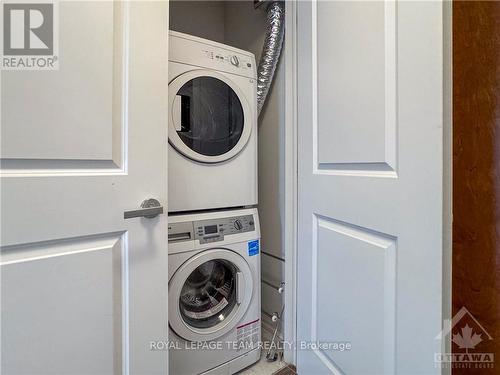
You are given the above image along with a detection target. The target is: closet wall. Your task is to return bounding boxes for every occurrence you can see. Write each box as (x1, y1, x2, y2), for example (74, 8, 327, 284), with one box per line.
(169, 1, 225, 43)
(169, 0, 286, 335)
(223, 1, 285, 336)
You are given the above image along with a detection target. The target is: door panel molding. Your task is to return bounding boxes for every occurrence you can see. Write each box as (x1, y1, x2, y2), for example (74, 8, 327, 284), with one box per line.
(312, 0, 397, 177)
(1, 1, 130, 177)
(308, 215, 396, 374)
(1, 232, 130, 374)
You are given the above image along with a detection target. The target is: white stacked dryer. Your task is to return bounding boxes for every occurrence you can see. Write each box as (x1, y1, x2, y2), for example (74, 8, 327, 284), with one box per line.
(168, 31, 258, 213)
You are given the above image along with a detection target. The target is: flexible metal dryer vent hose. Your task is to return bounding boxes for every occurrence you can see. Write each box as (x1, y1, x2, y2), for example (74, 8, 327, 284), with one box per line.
(256, 1, 285, 115)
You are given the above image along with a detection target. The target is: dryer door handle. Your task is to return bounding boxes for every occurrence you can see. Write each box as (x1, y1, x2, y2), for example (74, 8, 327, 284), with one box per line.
(236, 271, 244, 305)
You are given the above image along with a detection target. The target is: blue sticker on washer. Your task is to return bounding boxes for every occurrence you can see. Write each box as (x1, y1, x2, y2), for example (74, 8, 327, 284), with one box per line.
(248, 240, 260, 256)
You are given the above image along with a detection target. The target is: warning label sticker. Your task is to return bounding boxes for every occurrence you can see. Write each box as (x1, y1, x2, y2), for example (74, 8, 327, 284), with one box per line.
(236, 319, 260, 351)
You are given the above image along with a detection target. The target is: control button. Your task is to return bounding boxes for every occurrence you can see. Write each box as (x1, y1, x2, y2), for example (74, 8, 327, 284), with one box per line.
(234, 219, 243, 230)
(230, 55, 240, 67)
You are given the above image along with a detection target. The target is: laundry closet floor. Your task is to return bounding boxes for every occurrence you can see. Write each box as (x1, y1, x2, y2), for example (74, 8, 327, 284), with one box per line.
(237, 332, 294, 375)
(237, 352, 285, 375)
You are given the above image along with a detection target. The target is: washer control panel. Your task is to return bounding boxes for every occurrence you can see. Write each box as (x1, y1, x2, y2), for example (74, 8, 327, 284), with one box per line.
(169, 209, 259, 248)
(169, 214, 255, 244)
(193, 214, 255, 244)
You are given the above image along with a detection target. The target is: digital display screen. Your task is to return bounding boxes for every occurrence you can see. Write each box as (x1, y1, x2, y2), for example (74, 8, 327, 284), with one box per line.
(204, 225, 218, 235)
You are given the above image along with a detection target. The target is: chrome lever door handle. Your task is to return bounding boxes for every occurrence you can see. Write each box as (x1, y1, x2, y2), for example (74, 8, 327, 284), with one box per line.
(124, 198, 164, 219)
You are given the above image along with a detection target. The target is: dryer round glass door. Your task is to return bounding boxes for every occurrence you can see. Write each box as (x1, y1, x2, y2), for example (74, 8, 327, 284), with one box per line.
(169, 249, 253, 342)
(168, 70, 253, 164)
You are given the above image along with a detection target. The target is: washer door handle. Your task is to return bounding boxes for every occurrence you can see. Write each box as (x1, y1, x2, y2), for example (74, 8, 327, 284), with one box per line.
(236, 271, 244, 305)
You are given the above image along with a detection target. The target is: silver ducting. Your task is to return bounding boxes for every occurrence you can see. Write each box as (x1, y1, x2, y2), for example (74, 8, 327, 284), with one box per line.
(256, 1, 285, 115)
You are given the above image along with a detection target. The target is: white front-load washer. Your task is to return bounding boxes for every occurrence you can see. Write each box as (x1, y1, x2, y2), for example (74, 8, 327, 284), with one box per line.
(168, 31, 258, 213)
(168, 208, 261, 375)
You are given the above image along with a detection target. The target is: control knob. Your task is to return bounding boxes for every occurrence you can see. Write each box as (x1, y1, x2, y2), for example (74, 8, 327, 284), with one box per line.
(234, 219, 243, 230)
(230, 55, 240, 67)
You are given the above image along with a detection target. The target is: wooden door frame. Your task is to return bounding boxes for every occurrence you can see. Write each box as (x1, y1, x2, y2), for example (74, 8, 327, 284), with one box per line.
(451, 2, 500, 374)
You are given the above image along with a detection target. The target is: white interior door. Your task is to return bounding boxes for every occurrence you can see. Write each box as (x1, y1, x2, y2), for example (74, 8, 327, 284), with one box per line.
(297, 1, 445, 374)
(1, 2, 169, 374)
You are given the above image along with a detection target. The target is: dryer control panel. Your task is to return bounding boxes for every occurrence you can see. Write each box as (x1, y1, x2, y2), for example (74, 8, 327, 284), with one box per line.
(168, 214, 255, 244)
(169, 31, 257, 79)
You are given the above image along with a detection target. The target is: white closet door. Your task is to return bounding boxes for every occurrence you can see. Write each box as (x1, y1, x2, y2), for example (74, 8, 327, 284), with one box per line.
(296, 1, 445, 374)
(1, 2, 169, 374)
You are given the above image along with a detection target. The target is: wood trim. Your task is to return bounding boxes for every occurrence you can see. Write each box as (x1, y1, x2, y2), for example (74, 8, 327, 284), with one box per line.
(453, 1, 500, 373)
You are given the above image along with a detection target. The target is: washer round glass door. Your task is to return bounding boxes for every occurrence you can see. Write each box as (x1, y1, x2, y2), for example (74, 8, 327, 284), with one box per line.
(168, 70, 252, 163)
(169, 249, 253, 342)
